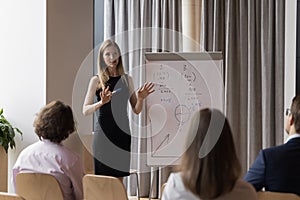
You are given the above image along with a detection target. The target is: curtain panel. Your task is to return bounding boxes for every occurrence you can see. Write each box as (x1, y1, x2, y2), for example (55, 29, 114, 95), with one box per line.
(201, 0, 285, 173)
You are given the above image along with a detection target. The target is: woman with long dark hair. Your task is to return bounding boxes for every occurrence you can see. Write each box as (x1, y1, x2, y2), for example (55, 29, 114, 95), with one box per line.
(162, 108, 257, 200)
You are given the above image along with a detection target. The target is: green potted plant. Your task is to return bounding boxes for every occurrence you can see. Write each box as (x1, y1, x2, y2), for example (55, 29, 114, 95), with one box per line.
(0, 108, 22, 153)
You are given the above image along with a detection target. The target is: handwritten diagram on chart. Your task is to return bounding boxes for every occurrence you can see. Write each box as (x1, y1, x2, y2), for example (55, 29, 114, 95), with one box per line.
(145, 52, 224, 166)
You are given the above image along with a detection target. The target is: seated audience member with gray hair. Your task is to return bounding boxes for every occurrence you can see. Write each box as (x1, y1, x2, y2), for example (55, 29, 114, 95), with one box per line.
(162, 108, 257, 200)
(12, 100, 85, 200)
(244, 95, 300, 195)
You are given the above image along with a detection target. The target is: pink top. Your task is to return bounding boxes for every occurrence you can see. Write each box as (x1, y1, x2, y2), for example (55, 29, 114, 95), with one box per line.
(12, 139, 84, 200)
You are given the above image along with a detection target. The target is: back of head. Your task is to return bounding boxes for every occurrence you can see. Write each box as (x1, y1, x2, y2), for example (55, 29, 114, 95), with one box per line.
(291, 95, 300, 132)
(33, 100, 75, 143)
(181, 108, 241, 199)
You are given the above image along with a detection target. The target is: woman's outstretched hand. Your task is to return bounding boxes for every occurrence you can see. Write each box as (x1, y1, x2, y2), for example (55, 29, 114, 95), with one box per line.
(137, 82, 155, 100)
(100, 86, 112, 104)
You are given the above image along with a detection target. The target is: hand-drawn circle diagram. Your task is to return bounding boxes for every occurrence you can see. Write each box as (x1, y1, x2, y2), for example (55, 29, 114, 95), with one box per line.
(152, 65, 170, 84)
(174, 104, 190, 124)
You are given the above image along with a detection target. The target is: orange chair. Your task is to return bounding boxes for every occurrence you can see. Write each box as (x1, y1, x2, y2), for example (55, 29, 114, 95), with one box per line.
(15, 173, 64, 200)
(257, 191, 300, 200)
(85, 169, 140, 200)
(0, 192, 24, 200)
(160, 183, 167, 200)
(83, 174, 128, 200)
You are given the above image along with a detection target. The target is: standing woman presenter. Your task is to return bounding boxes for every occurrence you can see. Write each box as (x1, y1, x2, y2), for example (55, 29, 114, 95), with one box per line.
(83, 39, 154, 182)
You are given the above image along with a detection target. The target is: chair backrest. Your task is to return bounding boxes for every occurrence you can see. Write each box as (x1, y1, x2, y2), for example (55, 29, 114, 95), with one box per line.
(83, 174, 128, 200)
(257, 191, 300, 200)
(15, 173, 64, 200)
(0, 192, 24, 200)
(160, 183, 167, 200)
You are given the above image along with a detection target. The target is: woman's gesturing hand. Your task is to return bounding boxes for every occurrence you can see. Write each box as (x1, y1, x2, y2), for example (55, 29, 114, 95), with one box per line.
(137, 82, 155, 100)
(100, 86, 112, 104)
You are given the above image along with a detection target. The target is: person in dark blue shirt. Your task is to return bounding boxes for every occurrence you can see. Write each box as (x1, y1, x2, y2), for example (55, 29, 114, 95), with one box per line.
(244, 95, 300, 195)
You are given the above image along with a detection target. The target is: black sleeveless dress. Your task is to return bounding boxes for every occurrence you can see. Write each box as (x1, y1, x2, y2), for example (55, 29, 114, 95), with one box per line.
(93, 75, 131, 177)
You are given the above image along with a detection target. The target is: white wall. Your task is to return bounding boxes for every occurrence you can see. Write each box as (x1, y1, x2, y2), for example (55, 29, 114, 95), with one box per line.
(46, 0, 94, 167)
(284, 0, 297, 140)
(0, 0, 46, 192)
(0, 0, 94, 192)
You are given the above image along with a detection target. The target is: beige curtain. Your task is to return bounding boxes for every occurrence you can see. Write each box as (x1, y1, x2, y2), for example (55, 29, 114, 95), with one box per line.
(201, 0, 285, 173)
(104, 0, 182, 198)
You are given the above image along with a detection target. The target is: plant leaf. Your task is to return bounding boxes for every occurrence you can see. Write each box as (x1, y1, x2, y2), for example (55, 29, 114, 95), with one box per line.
(10, 140, 15, 149)
(0, 109, 23, 152)
(15, 128, 23, 136)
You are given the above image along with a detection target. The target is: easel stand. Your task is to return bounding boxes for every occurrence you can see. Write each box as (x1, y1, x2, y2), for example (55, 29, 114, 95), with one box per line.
(148, 166, 159, 200)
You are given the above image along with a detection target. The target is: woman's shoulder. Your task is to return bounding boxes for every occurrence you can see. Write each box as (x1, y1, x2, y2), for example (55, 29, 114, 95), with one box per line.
(167, 172, 181, 182)
(89, 75, 100, 87)
(219, 179, 257, 200)
(163, 172, 200, 200)
(49, 142, 81, 164)
(234, 179, 256, 191)
(91, 75, 100, 82)
(165, 172, 186, 192)
(18, 141, 41, 156)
